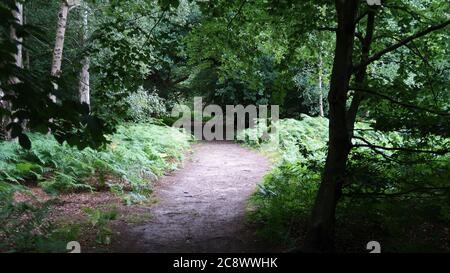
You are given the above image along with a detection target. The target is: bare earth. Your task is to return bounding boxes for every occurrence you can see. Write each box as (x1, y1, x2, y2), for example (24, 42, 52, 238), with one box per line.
(112, 141, 272, 253)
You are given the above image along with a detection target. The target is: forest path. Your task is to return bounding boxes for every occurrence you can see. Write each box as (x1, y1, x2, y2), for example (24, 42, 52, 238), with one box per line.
(113, 141, 272, 253)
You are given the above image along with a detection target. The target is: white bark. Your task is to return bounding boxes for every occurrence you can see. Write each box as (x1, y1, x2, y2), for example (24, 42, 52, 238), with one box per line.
(2, 2, 23, 139)
(10, 2, 23, 83)
(79, 5, 90, 107)
(51, 1, 69, 78)
(49, 1, 69, 104)
(318, 54, 325, 118)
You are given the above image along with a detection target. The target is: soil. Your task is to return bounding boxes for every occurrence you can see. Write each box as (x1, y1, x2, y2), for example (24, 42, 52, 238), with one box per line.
(110, 141, 273, 253)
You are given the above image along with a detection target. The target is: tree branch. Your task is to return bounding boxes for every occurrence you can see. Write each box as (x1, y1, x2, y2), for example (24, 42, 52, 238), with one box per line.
(317, 27, 337, 32)
(343, 186, 450, 198)
(352, 136, 449, 155)
(354, 10, 369, 25)
(350, 87, 450, 116)
(227, 0, 247, 29)
(354, 20, 450, 70)
(171, 75, 189, 85)
(386, 4, 434, 24)
(144, 10, 167, 44)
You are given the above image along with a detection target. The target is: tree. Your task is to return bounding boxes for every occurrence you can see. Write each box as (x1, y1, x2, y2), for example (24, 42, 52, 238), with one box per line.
(0, 1, 110, 149)
(10, 1, 23, 82)
(51, 0, 70, 78)
(1, 1, 23, 140)
(303, 0, 450, 252)
(178, 1, 449, 251)
(78, 2, 90, 107)
(318, 54, 325, 117)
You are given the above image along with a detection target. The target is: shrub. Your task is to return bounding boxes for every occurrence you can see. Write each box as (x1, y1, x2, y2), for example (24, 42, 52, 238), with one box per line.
(83, 206, 118, 245)
(241, 115, 450, 251)
(240, 115, 327, 245)
(237, 114, 328, 162)
(126, 87, 168, 122)
(0, 123, 192, 196)
(0, 122, 193, 252)
(249, 159, 320, 246)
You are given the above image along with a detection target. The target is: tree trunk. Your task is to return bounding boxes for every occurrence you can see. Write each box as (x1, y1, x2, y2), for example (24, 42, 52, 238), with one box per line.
(50, 0, 69, 103)
(318, 54, 325, 117)
(79, 5, 90, 107)
(9, 2, 23, 84)
(347, 10, 376, 133)
(302, 0, 359, 252)
(51, 1, 69, 77)
(23, 11, 30, 69)
(2, 2, 23, 139)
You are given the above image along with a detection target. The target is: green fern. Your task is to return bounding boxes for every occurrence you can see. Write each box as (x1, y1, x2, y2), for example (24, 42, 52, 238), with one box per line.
(0, 123, 192, 199)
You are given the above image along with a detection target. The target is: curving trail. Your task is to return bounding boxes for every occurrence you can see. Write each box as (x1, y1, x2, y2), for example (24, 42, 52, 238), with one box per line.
(113, 141, 272, 253)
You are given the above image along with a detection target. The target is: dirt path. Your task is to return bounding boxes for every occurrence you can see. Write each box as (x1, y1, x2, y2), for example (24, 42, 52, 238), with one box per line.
(113, 141, 272, 253)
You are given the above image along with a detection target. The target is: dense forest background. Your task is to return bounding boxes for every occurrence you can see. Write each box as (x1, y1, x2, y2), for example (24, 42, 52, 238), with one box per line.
(0, 0, 449, 253)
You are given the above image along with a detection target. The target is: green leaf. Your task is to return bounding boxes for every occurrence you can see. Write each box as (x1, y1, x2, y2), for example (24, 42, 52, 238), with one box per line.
(15, 162, 36, 172)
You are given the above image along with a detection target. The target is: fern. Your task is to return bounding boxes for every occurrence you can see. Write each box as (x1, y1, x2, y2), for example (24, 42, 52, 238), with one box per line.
(0, 123, 192, 198)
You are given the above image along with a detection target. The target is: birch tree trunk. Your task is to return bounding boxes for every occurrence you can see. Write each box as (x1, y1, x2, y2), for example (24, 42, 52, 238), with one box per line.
(49, 1, 69, 103)
(51, 1, 69, 78)
(318, 54, 325, 118)
(79, 5, 90, 107)
(10, 2, 23, 84)
(2, 2, 23, 139)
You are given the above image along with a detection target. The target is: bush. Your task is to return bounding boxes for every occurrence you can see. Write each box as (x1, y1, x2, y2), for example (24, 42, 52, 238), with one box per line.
(126, 87, 168, 122)
(237, 114, 328, 161)
(0, 123, 192, 197)
(83, 206, 118, 245)
(241, 115, 450, 251)
(0, 122, 193, 252)
(249, 160, 320, 246)
(241, 115, 327, 245)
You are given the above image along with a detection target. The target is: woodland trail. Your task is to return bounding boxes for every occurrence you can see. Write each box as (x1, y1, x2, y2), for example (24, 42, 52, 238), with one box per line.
(112, 141, 272, 253)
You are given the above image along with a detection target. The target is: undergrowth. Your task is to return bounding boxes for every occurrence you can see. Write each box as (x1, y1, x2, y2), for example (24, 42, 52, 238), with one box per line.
(0, 122, 192, 252)
(0, 123, 192, 200)
(0, 182, 79, 252)
(241, 114, 450, 251)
